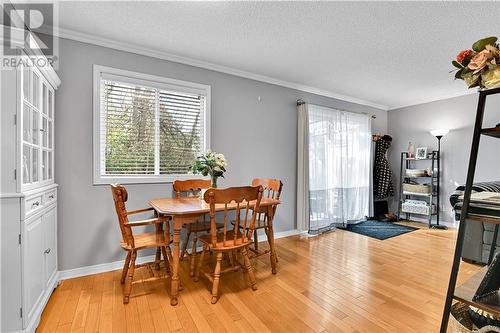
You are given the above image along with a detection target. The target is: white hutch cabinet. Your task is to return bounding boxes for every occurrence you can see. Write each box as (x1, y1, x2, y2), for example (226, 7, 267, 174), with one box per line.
(1, 48, 61, 332)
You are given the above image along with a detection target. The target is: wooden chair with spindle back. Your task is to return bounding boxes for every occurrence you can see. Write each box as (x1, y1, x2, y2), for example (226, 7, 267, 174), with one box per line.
(110, 184, 173, 304)
(194, 185, 264, 304)
(172, 179, 223, 276)
(232, 178, 283, 270)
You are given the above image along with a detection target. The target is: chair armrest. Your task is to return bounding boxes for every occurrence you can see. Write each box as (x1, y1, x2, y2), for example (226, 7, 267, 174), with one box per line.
(127, 207, 155, 215)
(124, 217, 167, 227)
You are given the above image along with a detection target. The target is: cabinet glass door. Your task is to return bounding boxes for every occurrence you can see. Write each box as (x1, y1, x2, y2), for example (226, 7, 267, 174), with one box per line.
(48, 152, 52, 180)
(20, 63, 54, 189)
(21, 65, 43, 187)
(41, 118, 47, 147)
(23, 145, 31, 184)
(48, 89, 53, 119)
(23, 66, 30, 102)
(42, 84, 48, 115)
(31, 108, 38, 145)
(48, 120, 52, 149)
(42, 150, 47, 181)
(32, 72, 39, 109)
(23, 104, 31, 142)
(32, 148, 39, 182)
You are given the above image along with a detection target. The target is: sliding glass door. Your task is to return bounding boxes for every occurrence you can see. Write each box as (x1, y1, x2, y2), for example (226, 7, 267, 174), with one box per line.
(307, 105, 371, 233)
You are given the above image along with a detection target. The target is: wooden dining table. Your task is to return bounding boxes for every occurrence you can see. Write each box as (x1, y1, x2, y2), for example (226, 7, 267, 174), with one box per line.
(149, 196, 280, 306)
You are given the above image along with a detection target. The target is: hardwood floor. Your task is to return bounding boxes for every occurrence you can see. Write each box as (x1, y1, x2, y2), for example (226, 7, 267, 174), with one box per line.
(37, 222, 480, 332)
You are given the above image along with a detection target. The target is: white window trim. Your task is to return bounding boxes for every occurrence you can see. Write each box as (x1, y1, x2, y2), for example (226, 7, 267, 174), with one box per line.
(92, 65, 211, 185)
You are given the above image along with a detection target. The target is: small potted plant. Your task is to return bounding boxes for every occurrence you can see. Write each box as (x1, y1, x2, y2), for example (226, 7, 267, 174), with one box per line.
(191, 150, 227, 188)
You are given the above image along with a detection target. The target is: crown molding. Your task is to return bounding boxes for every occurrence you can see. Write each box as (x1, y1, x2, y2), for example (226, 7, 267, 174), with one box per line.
(56, 27, 389, 110)
(387, 89, 477, 110)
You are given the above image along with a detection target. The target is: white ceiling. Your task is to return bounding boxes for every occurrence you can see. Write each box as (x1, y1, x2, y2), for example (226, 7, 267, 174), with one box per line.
(57, 1, 500, 110)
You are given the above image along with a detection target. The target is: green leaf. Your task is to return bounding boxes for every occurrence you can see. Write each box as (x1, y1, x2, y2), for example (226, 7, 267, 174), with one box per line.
(455, 68, 464, 79)
(452, 60, 463, 69)
(472, 36, 497, 52)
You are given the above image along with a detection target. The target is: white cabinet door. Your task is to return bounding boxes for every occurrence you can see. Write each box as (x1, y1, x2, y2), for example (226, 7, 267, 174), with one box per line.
(23, 216, 45, 322)
(43, 205, 57, 287)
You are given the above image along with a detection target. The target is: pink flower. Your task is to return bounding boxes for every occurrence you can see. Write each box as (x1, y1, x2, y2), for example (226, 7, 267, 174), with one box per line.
(468, 50, 492, 72)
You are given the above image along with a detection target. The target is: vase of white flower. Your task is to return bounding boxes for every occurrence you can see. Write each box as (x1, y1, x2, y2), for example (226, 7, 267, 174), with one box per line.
(191, 150, 227, 188)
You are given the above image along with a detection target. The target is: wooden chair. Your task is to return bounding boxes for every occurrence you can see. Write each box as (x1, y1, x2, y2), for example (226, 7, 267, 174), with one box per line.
(232, 178, 282, 270)
(110, 184, 173, 304)
(172, 179, 223, 276)
(194, 185, 263, 304)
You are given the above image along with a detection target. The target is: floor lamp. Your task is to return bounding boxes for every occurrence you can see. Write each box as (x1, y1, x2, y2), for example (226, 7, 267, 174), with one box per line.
(430, 129, 449, 230)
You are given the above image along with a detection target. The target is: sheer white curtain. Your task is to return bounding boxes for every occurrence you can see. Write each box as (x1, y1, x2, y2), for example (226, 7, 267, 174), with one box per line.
(298, 103, 371, 234)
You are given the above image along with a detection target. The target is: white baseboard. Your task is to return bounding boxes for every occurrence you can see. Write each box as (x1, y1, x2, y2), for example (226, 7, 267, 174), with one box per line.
(404, 216, 457, 229)
(274, 228, 300, 239)
(58, 229, 300, 281)
(58, 254, 158, 280)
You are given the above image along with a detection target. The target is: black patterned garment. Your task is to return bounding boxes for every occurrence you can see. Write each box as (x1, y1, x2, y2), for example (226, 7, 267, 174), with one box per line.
(374, 136, 394, 199)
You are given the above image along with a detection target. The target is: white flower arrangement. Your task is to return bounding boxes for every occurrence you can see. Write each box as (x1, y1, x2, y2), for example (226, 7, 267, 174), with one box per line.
(192, 150, 227, 188)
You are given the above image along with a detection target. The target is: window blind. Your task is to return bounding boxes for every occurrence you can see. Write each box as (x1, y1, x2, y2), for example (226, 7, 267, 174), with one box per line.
(159, 91, 204, 174)
(100, 79, 205, 176)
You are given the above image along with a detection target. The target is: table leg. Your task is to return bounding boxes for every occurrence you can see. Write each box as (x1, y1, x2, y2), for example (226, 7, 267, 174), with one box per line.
(267, 206, 277, 274)
(170, 218, 182, 306)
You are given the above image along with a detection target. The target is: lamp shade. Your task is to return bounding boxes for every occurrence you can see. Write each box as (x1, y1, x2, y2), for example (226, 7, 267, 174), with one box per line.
(430, 129, 450, 138)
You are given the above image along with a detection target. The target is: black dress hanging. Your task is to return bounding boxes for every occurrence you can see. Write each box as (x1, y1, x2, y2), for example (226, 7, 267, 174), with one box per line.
(374, 136, 394, 198)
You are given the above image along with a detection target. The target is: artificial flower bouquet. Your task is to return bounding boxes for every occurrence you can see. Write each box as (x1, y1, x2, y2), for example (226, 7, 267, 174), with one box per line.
(452, 36, 500, 90)
(191, 150, 227, 188)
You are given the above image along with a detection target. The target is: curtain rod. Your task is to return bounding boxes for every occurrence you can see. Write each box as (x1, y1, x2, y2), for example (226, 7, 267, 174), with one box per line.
(296, 99, 377, 119)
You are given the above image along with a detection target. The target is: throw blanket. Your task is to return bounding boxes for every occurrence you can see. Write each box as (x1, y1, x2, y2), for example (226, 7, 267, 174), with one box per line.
(450, 181, 500, 219)
(450, 181, 500, 207)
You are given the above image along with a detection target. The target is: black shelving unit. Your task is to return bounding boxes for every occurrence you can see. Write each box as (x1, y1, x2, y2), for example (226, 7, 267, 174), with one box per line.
(440, 87, 500, 332)
(397, 151, 441, 228)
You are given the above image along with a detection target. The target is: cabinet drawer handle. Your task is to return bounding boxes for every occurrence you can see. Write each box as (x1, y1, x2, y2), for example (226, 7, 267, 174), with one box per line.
(44, 248, 51, 254)
(48, 194, 54, 199)
(32, 201, 40, 207)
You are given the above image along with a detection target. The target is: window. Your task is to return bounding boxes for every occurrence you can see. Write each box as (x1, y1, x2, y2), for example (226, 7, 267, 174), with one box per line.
(93, 65, 210, 184)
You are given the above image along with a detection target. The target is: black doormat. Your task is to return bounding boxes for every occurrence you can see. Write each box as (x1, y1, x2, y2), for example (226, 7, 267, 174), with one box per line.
(342, 220, 418, 240)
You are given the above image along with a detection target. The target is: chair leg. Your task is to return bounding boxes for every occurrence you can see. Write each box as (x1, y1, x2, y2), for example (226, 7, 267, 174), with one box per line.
(161, 246, 170, 275)
(190, 232, 198, 277)
(123, 251, 137, 304)
(194, 244, 207, 282)
(211, 252, 223, 304)
(155, 247, 161, 270)
(241, 247, 257, 291)
(181, 230, 191, 261)
(120, 251, 131, 284)
(254, 230, 259, 252)
(231, 250, 239, 272)
(265, 227, 278, 263)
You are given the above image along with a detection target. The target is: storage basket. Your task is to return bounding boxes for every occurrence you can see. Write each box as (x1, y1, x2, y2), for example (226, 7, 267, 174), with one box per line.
(403, 183, 431, 194)
(401, 201, 435, 215)
(406, 169, 427, 177)
(450, 302, 500, 333)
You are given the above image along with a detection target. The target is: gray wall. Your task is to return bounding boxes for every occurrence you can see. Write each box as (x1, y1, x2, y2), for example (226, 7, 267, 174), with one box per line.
(388, 94, 500, 224)
(55, 38, 387, 270)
